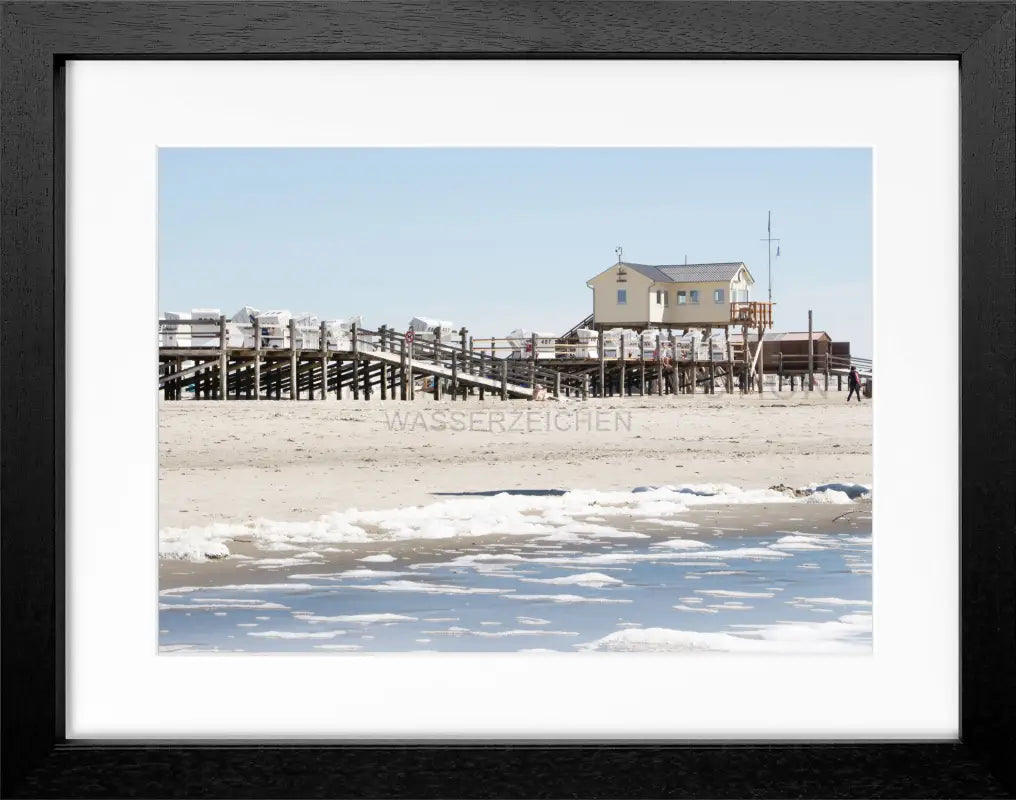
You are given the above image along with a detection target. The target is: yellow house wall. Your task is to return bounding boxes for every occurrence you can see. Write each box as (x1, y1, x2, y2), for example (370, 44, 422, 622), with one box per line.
(657, 280, 734, 326)
(648, 288, 666, 323)
(588, 269, 653, 326)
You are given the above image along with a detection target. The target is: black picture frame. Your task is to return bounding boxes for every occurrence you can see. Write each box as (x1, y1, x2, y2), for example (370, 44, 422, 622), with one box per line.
(2, 2, 1014, 797)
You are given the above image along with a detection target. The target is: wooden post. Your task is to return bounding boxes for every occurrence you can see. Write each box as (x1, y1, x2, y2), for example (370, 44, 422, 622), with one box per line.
(468, 335, 475, 398)
(708, 327, 715, 394)
(666, 329, 674, 396)
(778, 352, 784, 391)
(582, 374, 589, 400)
(656, 331, 664, 396)
(838, 374, 843, 391)
(254, 316, 262, 401)
(757, 326, 765, 394)
(807, 309, 814, 391)
(390, 338, 397, 398)
(501, 358, 508, 401)
(336, 358, 343, 399)
(824, 352, 830, 391)
(320, 321, 328, 400)
(408, 338, 415, 400)
(619, 334, 626, 397)
(639, 334, 646, 396)
(288, 318, 298, 400)
(451, 351, 458, 400)
(218, 315, 228, 401)
(351, 323, 360, 400)
(688, 333, 695, 395)
(597, 329, 606, 398)
(379, 325, 388, 400)
(478, 350, 485, 401)
(790, 374, 796, 391)
(554, 370, 561, 399)
(433, 328, 442, 400)
(529, 333, 537, 400)
(741, 325, 748, 394)
(399, 337, 408, 401)
(725, 332, 734, 394)
(362, 352, 370, 400)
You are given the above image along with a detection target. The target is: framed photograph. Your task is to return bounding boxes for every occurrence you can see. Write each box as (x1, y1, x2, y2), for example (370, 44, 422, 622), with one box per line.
(2, 2, 1013, 797)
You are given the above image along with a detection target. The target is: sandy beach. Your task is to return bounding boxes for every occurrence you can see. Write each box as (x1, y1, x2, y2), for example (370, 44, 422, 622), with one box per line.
(159, 392, 871, 528)
(158, 391, 873, 653)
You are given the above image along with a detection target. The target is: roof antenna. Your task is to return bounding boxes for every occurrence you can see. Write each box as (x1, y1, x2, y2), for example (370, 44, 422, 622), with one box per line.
(684, 254, 688, 265)
(615, 245, 623, 264)
(760, 210, 781, 305)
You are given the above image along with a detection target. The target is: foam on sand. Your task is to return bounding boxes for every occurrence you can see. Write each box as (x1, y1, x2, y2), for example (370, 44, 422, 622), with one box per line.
(161, 483, 866, 561)
(505, 593, 632, 604)
(642, 519, 700, 528)
(673, 604, 719, 614)
(249, 555, 324, 569)
(286, 569, 411, 580)
(651, 539, 713, 550)
(579, 613, 872, 653)
(768, 534, 836, 551)
(521, 572, 623, 588)
(161, 583, 318, 596)
(293, 612, 418, 624)
(472, 629, 579, 638)
(247, 630, 346, 640)
(345, 580, 508, 596)
(160, 601, 290, 611)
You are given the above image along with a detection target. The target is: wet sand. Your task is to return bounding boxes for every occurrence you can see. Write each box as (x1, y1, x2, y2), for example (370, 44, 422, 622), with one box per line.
(160, 498, 872, 591)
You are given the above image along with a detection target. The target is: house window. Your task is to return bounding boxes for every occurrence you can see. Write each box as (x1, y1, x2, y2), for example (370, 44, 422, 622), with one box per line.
(677, 290, 687, 304)
(689, 290, 699, 304)
(714, 288, 725, 303)
(617, 289, 627, 305)
(663, 291, 669, 307)
(656, 291, 662, 305)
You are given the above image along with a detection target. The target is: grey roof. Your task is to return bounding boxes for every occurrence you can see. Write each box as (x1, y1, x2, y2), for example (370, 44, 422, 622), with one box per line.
(730, 331, 830, 343)
(767, 331, 831, 341)
(614, 262, 749, 284)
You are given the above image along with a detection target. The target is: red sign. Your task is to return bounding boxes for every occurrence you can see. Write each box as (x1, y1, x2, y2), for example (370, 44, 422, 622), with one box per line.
(405, 330, 415, 343)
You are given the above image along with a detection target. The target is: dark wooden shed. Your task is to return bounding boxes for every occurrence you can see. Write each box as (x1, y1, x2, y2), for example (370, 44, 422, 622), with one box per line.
(761, 331, 832, 370)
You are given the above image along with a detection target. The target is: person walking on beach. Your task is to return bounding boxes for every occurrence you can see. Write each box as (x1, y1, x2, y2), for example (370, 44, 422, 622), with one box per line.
(847, 366, 862, 402)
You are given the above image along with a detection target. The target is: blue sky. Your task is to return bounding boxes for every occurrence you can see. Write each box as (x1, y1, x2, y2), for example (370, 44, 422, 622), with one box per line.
(159, 148, 872, 355)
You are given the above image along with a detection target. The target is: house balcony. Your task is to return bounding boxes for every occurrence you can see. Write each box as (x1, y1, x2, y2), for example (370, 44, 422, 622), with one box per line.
(730, 301, 773, 328)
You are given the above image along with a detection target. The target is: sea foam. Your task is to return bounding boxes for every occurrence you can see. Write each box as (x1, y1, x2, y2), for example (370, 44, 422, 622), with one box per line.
(160, 483, 871, 561)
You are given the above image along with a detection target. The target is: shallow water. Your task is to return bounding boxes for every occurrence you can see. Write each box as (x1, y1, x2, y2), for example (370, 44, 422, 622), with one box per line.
(160, 514, 872, 654)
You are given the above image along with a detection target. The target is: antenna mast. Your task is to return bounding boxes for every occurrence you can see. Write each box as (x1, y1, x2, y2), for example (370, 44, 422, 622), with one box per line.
(760, 211, 781, 305)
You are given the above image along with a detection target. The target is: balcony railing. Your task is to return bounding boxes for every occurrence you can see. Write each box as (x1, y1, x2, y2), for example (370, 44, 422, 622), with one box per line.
(730, 301, 773, 328)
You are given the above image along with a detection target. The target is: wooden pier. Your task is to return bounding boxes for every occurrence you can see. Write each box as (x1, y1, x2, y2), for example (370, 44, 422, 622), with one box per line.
(158, 310, 869, 401)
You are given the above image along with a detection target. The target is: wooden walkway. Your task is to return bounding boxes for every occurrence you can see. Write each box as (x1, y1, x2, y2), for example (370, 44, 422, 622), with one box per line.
(158, 316, 869, 401)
